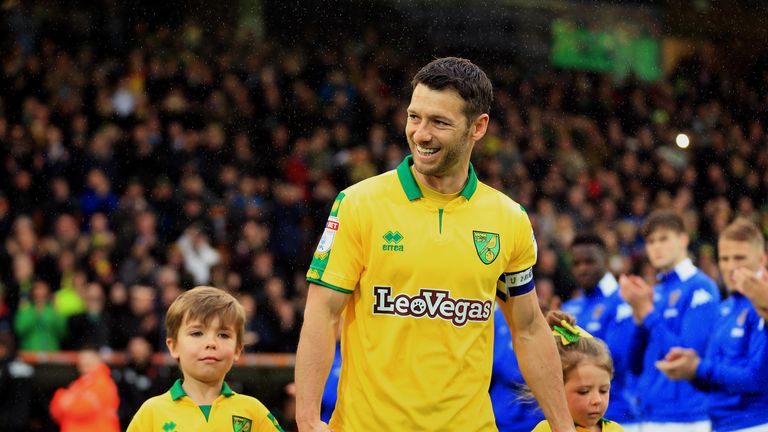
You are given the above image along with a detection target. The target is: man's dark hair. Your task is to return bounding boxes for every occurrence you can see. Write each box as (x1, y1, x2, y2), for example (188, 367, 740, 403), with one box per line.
(411, 57, 493, 121)
(571, 233, 606, 252)
(640, 210, 686, 239)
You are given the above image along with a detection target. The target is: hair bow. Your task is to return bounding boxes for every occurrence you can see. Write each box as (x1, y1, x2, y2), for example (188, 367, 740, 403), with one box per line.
(552, 320, 593, 346)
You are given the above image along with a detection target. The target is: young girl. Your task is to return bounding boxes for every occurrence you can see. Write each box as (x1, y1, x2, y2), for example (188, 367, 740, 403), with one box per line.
(530, 311, 624, 432)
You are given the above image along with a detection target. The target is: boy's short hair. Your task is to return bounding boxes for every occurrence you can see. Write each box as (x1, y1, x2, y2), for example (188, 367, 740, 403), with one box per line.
(640, 210, 686, 239)
(166, 286, 245, 348)
(720, 218, 765, 252)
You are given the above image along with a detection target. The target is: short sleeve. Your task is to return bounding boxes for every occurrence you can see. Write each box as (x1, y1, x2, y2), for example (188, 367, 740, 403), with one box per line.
(505, 209, 537, 273)
(306, 191, 364, 293)
(498, 208, 537, 298)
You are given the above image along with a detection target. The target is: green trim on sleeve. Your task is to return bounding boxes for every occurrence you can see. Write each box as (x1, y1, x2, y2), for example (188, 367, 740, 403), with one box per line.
(307, 278, 353, 294)
(329, 192, 345, 217)
(267, 412, 285, 431)
(307, 192, 346, 281)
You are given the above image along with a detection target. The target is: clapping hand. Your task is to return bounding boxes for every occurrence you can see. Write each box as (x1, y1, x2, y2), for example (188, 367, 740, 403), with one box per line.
(619, 274, 655, 323)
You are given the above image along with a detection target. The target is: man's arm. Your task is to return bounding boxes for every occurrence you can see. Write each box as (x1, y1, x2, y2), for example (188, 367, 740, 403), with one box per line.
(499, 289, 575, 432)
(295, 283, 349, 432)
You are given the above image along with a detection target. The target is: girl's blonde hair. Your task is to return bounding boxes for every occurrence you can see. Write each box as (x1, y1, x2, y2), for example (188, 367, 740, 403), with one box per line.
(518, 327, 614, 402)
(555, 334, 614, 381)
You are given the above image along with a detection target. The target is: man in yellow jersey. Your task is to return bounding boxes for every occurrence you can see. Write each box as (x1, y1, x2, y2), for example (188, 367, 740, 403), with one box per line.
(295, 57, 574, 432)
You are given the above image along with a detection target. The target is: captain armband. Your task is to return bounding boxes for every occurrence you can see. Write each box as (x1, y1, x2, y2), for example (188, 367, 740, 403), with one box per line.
(496, 268, 535, 302)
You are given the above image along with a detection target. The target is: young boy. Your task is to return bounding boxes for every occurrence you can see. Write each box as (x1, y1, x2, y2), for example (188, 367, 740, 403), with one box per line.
(127, 286, 284, 432)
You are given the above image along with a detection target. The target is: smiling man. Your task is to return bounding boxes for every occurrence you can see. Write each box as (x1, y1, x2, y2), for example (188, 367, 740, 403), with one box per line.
(295, 57, 574, 432)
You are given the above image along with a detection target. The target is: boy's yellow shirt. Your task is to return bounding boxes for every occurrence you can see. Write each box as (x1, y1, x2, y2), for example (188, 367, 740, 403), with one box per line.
(307, 156, 538, 431)
(531, 419, 625, 432)
(126, 379, 283, 432)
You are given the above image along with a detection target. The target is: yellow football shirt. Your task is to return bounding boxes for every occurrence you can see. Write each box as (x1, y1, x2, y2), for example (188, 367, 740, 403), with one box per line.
(307, 156, 538, 431)
(531, 419, 625, 432)
(126, 379, 283, 432)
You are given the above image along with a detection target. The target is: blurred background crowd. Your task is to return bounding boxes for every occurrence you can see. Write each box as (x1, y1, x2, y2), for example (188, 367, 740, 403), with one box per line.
(1, 0, 767, 430)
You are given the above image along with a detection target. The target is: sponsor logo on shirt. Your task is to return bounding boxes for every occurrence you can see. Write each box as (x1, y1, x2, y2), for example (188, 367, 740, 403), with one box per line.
(690, 288, 714, 308)
(616, 303, 633, 322)
(669, 289, 681, 307)
(314, 216, 339, 260)
(592, 304, 605, 320)
(382, 230, 404, 252)
(372, 286, 492, 327)
(737, 308, 749, 326)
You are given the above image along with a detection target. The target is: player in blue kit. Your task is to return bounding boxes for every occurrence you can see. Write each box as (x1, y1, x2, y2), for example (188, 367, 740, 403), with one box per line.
(619, 210, 720, 432)
(656, 218, 768, 432)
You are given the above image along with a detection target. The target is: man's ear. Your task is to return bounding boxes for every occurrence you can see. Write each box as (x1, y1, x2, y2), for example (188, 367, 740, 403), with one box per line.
(469, 113, 489, 142)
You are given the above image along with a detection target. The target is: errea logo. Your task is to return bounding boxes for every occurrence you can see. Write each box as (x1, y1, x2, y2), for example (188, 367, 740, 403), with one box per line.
(382, 230, 404, 252)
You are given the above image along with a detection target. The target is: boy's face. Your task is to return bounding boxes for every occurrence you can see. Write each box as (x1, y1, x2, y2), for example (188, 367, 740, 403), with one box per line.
(167, 315, 242, 386)
(645, 228, 689, 272)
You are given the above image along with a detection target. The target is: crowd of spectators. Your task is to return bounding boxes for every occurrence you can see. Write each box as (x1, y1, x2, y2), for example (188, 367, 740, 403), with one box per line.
(1, 2, 768, 430)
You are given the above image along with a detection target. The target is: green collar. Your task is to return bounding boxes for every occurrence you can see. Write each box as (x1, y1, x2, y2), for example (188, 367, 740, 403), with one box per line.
(170, 379, 234, 401)
(395, 155, 478, 201)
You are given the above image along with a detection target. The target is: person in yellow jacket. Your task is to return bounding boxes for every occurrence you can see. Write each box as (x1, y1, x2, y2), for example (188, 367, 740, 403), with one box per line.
(127, 286, 283, 432)
(531, 312, 625, 432)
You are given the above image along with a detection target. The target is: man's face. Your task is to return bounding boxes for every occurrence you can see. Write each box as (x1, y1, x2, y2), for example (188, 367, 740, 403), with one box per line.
(718, 238, 765, 291)
(571, 244, 606, 291)
(645, 228, 689, 271)
(405, 84, 475, 179)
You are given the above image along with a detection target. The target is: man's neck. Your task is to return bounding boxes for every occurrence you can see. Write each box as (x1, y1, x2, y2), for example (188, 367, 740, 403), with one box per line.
(411, 166, 468, 195)
(659, 257, 688, 275)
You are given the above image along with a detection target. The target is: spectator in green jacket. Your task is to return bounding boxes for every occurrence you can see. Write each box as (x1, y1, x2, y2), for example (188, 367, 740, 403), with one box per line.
(13, 279, 67, 351)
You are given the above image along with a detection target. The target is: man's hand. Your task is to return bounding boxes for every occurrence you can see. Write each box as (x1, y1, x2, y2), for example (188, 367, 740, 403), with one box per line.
(655, 347, 700, 381)
(546, 310, 576, 329)
(732, 267, 768, 320)
(619, 274, 655, 323)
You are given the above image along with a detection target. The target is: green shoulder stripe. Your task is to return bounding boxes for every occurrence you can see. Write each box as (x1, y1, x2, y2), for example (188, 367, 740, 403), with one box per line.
(267, 412, 284, 432)
(329, 192, 345, 217)
(308, 192, 346, 281)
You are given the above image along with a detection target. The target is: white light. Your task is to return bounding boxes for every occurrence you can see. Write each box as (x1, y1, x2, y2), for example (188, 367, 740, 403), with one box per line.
(676, 133, 690, 149)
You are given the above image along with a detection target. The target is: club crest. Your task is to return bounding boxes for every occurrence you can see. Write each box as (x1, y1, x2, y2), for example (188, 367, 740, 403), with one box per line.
(473, 231, 500, 265)
(232, 415, 252, 432)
